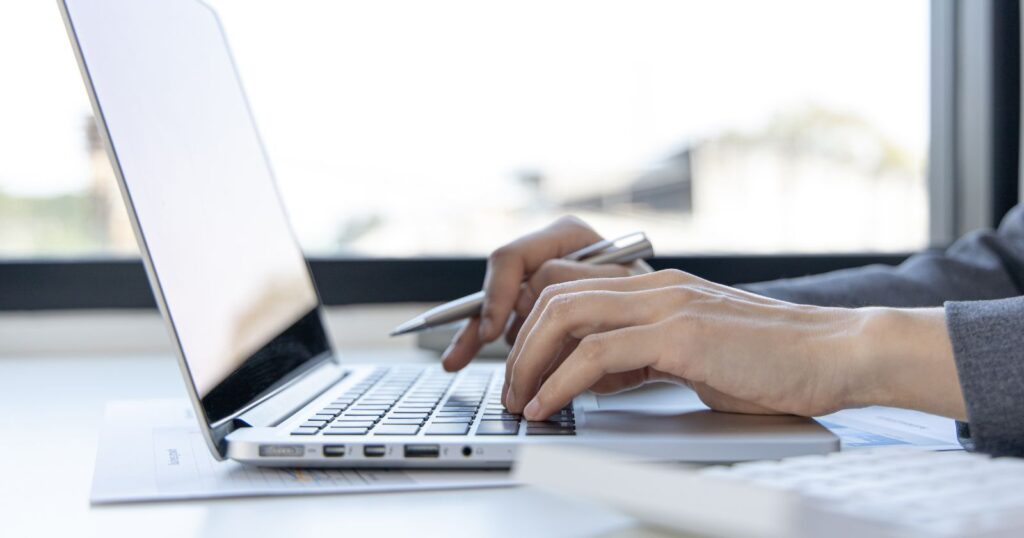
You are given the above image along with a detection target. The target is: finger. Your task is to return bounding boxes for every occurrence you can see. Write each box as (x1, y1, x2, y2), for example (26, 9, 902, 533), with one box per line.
(510, 270, 688, 365)
(505, 288, 674, 412)
(507, 260, 627, 346)
(504, 270, 682, 391)
(504, 286, 539, 346)
(523, 325, 663, 420)
(504, 336, 578, 408)
(478, 217, 602, 343)
(525, 259, 630, 298)
(440, 317, 482, 372)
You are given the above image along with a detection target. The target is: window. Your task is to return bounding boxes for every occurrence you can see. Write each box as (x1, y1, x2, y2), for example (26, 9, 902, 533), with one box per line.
(1, 0, 928, 261)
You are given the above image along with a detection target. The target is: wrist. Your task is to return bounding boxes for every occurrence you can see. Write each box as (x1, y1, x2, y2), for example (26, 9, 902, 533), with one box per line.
(841, 307, 965, 419)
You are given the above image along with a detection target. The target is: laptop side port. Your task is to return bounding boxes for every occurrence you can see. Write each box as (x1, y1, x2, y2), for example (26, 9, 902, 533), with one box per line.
(363, 445, 386, 458)
(323, 445, 346, 457)
(404, 444, 440, 458)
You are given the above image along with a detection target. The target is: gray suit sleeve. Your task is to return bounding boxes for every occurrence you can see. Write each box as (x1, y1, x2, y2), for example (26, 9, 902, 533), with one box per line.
(739, 205, 1024, 455)
(741, 205, 1024, 307)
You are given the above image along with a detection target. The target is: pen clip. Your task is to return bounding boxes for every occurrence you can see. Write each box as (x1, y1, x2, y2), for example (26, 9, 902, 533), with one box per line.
(567, 231, 648, 262)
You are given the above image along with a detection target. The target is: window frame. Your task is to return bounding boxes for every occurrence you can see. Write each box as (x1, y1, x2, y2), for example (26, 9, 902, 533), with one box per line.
(0, 0, 1018, 312)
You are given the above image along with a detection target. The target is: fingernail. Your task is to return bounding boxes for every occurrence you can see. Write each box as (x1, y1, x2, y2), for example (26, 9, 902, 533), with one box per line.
(505, 386, 517, 410)
(524, 399, 541, 420)
(478, 318, 492, 340)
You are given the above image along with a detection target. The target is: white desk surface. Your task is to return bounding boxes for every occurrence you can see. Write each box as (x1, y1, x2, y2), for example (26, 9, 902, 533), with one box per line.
(0, 350, 659, 538)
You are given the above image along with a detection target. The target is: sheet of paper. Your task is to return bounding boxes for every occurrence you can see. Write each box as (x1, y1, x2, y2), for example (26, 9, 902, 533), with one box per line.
(817, 406, 961, 450)
(90, 399, 511, 505)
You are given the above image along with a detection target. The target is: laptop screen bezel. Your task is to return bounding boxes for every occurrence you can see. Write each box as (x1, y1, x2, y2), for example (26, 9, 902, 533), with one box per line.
(58, 0, 338, 459)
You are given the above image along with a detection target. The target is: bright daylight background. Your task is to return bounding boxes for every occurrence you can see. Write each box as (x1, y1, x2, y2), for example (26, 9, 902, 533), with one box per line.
(0, 0, 929, 257)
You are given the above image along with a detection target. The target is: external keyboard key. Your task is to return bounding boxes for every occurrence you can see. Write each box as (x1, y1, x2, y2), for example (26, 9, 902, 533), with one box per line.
(476, 421, 520, 435)
(373, 425, 421, 435)
(291, 427, 320, 435)
(324, 427, 369, 435)
(383, 418, 425, 425)
(425, 424, 470, 435)
(301, 420, 328, 428)
(330, 421, 375, 428)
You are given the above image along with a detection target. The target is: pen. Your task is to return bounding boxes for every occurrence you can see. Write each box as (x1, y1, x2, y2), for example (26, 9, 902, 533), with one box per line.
(389, 231, 655, 336)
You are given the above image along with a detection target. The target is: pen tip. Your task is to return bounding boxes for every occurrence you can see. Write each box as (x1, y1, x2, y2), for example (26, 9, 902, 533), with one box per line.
(389, 318, 423, 337)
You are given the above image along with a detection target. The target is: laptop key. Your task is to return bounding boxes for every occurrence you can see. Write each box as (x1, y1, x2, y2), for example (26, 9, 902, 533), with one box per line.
(528, 426, 577, 434)
(383, 418, 425, 425)
(373, 425, 421, 435)
(527, 420, 574, 428)
(346, 410, 386, 417)
(323, 427, 370, 435)
(301, 420, 328, 429)
(431, 416, 474, 424)
(337, 416, 379, 423)
(329, 421, 375, 428)
(291, 427, 320, 435)
(390, 412, 430, 419)
(476, 421, 520, 435)
(425, 423, 470, 435)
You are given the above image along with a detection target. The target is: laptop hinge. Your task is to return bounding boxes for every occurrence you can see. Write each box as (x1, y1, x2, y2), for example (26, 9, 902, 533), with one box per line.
(236, 359, 346, 428)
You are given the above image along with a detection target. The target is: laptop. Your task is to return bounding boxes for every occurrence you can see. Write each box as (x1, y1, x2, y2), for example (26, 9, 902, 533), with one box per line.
(59, 0, 838, 467)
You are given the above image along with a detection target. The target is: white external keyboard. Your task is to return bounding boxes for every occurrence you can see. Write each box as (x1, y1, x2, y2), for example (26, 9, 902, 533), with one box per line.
(701, 447, 1024, 537)
(516, 445, 1024, 538)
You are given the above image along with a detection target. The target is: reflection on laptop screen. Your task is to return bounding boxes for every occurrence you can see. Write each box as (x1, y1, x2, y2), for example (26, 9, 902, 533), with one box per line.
(65, 0, 330, 424)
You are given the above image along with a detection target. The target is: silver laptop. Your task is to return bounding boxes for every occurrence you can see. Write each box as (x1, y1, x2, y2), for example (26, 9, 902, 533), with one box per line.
(60, 0, 837, 468)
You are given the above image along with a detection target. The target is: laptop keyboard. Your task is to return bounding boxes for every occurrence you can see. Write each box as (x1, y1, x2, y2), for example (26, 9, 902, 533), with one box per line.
(290, 366, 575, 437)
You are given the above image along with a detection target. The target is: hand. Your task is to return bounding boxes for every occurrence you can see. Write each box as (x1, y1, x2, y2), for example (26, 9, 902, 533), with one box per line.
(502, 269, 966, 422)
(441, 216, 650, 372)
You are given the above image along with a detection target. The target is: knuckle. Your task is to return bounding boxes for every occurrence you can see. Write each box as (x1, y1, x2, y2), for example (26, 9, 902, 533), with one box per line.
(666, 284, 696, 303)
(577, 333, 608, 362)
(489, 244, 516, 264)
(537, 280, 570, 306)
(556, 214, 587, 229)
(657, 268, 689, 284)
(546, 292, 578, 317)
(534, 260, 561, 285)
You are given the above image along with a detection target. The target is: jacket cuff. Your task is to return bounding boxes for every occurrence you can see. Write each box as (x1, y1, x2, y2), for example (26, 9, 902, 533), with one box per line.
(945, 296, 1024, 456)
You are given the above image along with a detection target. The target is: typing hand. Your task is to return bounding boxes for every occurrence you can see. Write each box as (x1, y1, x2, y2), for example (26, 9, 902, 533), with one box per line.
(440, 216, 650, 372)
(500, 269, 915, 421)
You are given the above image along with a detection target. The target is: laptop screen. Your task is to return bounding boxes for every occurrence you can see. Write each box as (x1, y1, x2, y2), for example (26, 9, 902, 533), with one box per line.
(63, 0, 331, 426)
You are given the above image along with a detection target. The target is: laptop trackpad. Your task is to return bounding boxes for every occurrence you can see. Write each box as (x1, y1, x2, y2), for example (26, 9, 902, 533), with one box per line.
(587, 382, 822, 438)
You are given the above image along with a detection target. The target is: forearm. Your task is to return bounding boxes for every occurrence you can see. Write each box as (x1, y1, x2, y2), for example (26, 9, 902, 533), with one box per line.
(842, 307, 966, 420)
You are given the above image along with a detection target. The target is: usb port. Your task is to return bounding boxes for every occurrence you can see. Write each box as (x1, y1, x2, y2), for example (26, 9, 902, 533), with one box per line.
(363, 445, 386, 458)
(404, 444, 440, 458)
(323, 445, 346, 457)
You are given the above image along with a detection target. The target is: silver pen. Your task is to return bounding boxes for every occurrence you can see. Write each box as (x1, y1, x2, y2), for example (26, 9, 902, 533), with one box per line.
(389, 231, 655, 336)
